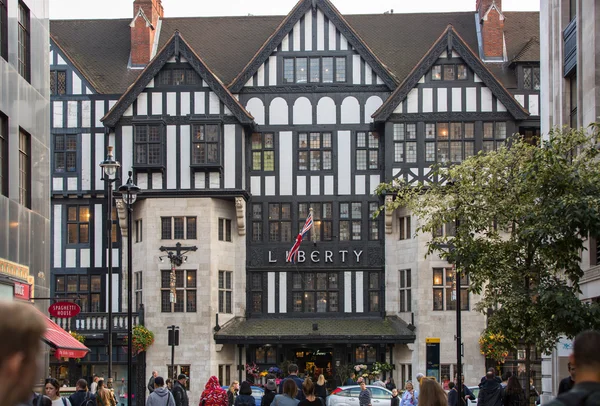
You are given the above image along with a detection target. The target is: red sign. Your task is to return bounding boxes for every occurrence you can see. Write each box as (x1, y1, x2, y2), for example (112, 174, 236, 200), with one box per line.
(13, 282, 31, 300)
(48, 302, 81, 318)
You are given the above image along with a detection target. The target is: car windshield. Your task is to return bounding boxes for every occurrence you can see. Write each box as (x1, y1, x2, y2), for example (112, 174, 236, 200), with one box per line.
(252, 389, 263, 397)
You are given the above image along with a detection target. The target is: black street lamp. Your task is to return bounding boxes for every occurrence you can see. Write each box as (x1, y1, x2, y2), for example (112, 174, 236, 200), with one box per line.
(99, 146, 120, 381)
(119, 171, 141, 405)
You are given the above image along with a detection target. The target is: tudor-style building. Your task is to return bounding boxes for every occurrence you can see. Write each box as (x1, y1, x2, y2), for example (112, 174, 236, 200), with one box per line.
(48, 0, 540, 399)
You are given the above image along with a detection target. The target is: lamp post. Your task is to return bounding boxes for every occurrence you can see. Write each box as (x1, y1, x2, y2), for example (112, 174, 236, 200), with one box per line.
(99, 146, 120, 381)
(118, 171, 141, 405)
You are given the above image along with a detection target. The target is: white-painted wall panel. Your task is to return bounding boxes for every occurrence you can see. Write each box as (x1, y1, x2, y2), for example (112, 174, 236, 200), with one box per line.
(355, 271, 364, 312)
(279, 132, 293, 196)
(124, 105, 133, 117)
(317, 10, 325, 51)
(107, 274, 119, 312)
(95, 100, 105, 128)
(67, 178, 77, 191)
(316, 97, 336, 124)
(137, 173, 148, 190)
(194, 92, 205, 114)
(296, 176, 306, 196)
(209, 92, 220, 115)
(246, 98, 265, 125)
(352, 55, 361, 84)
(365, 64, 372, 85)
(407, 88, 419, 113)
(81, 134, 91, 190)
(56, 54, 66, 64)
(481, 87, 493, 112)
(329, 24, 336, 51)
(194, 173, 205, 189)
(72, 72, 82, 94)
(53, 101, 63, 128)
(452, 88, 462, 112)
(341, 97, 360, 124)
(82, 101, 91, 127)
(497, 100, 507, 112)
(137, 93, 148, 115)
(437, 88, 448, 112)
(94, 204, 103, 267)
(268, 272, 276, 313)
(53, 177, 62, 191)
(151, 93, 162, 115)
(364, 96, 383, 123)
(251, 176, 261, 196)
(310, 176, 320, 195)
(370, 174, 381, 195)
(304, 10, 312, 51)
(152, 172, 162, 189)
(324, 176, 334, 195)
(108, 100, 116, 111)
(281, 34, 289, 52)
(166, 126, 177, 189)
(95, 134, 104, 191)
(393, 102, 404, 114)
(112, 248, 119, 267)
(257, 64, 265, 87)
(528, 94, 539, 116)
(53, 205, 62, 268)
(166, 92, 177, 115)
(269, 56, 277, 86)
(340, 35, 348, 50)
(121, 126, 133, 177)
(293, 21, 301, 51)
(344, 271, 352, 312)
(180, 92, 190, 115)
(293, 97, 313, 125)
(80, 248, 90, 268)
(209, 172, 220, 188)
(65, 249, 76, 268)
(355, 175, 366, 195)
(269, 98, 289, 125)
(466, 87, 477, 112)
(224, 125, 236, 189)
(279, 272, 287, 313)
(514, 94, 525, 107)
(474, 74, 482, 82)
(146, 78, 154, 88)
(422, 88, 433, 113)
(265, 176, 276, 196)
(338, 131, 351, 194)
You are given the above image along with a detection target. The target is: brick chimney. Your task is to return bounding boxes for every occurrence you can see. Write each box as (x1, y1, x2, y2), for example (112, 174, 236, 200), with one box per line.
(130, 0, 164, 66)
(477, 0, 505, 60)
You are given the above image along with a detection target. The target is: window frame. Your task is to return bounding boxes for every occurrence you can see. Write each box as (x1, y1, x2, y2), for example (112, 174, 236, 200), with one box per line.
(399, 269, 412, 312)
(522, 66, 541, 91)
(54, 274, 103, 312)
(161, 269, 197, 313)
(298, 132, 333, 172)
(218, 218, 232, 242)
(250, 273, 263, 314)
(0, 0, 7, 61)
(269, 203, 292, 243)
(432, 267, 469, 311)
(282, 56, 347, 84)
(339, 202, 362, 241)
(134, 271, 143, 310)
(298, 202, 333, 242)
(290, 272, 340, 313)
(135, 219, 143, 243)
(399, 216, 411, 240)
(160, 216, 197, 240)
(0, 113, 7, 197)
(251, 204, 263, 242)
(17, 1, 30, 82)
(355, 132, 380, 171)
(367, 272, 381, 313)
(53, 134, 77, 173)
(18, 128, 30, 208)
(66, 205, 91, 245)
(431, 64, 468, 81)
(218, 270, 233, 314)
(133, 124, 165, 168)
(50, 70, 67, 96)
(191, 123, 222, 168)
(154, 64, 201, 87)
(251, 133, 275, 172)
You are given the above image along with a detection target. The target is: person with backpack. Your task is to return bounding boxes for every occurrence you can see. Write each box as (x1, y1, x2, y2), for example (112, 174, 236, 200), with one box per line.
(234, 382, 255, 406)
(200, 376, 228, 406)
(172, 374, 189, 406)
(68, 380, 95, 406)
(477, 372, 504, 406)
(96, 380, 116, 406)
(147, 377, 175, 406)
(502, 377, 525, 406)
(546, 330, 600, 406)
(44, 378, 72, 406)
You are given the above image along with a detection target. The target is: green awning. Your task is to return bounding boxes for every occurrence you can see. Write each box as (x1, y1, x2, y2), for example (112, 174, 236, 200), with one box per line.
(214, 316, 416, 344)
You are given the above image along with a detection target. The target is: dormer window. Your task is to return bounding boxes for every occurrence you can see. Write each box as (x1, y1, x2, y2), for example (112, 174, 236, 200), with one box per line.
(283, 56, 347, 84)
(155, 65, 200, 87)
(522, 66, 540, 90)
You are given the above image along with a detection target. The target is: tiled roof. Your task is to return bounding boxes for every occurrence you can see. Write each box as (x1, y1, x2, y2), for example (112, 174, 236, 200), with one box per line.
(49, 11, 539, 95)
(214, 316, 416, 344)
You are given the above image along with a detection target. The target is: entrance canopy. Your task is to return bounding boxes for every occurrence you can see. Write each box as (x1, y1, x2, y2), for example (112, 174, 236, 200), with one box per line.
(42, 315, 90, 359)
(214, 316, 415, 344)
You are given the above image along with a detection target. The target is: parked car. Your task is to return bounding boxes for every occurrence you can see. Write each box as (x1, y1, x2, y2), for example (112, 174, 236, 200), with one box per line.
(327, 385, 393, 406)
(222, 386, 264, 406)
(466, 386, 479, 405)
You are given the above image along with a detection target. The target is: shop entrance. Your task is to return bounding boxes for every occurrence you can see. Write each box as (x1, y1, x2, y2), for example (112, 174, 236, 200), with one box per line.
(290, 347, 334, 382)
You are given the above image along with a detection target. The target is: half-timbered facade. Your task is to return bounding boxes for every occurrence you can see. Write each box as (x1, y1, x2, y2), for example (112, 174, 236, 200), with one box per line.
(49, 0, 540, 398)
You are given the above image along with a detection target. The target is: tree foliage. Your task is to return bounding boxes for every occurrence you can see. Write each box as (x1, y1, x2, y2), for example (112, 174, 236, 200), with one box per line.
(377, 125, 600, 356)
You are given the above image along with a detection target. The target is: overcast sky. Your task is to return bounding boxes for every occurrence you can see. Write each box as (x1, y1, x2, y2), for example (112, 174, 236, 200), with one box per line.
(49, 0, 539, 19)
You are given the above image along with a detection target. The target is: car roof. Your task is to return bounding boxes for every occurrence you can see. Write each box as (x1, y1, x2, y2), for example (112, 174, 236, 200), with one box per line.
(338, 386, 392, 391)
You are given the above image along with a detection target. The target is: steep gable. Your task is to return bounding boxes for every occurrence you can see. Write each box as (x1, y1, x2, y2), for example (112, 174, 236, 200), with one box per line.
(102, 31, 254, 128)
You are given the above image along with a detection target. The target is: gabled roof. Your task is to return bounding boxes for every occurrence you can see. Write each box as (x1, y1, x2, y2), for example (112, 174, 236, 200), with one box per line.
(228, 0, 398, 92)
(373, 25, 530, 122)
(480, 0, 505, 22)
(50, 36, 98, 94)
(102, 31, 254, 128)
(510, 36, 539, 64)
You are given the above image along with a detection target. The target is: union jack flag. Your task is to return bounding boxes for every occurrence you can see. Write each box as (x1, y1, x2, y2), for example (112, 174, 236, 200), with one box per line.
(286, 211, 314, 263)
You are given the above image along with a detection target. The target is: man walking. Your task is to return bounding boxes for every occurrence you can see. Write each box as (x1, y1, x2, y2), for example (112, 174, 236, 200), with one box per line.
(172, 374, 189, 406)
(346, 373, 357, 386)
(477, 372, 504, 406)
(279, 364, 304, 400)
(148, 371, 158, 394)
(0, 301, 46, 406)
(147, 377, 175, 406)
(547, 330, 600, 406)
(558, 363, 576, 395)
(68, 379, 95, 406)
(90, 376, 99, 395)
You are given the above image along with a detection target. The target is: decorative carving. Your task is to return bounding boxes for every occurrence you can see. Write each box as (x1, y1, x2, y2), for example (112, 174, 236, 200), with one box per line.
(249, 248, 264, 267)
(229, 0, 397, 93)
(374, 27, 529, 122)
(367, 247, 384, 266)
(115, 199, 128, 237)
(389, 112, 513, 121)
(240, 84, 390, 94)
(119, 115, 241, 126)
(385, 195, 394, 234)
(235, 197, 246, 236)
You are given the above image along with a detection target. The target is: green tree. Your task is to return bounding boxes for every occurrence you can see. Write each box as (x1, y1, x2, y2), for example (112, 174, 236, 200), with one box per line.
(377, 125, 600, 396)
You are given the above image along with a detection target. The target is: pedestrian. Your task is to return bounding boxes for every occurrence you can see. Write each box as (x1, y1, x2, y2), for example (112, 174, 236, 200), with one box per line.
(546, 330, 600, 406)
(235, 382, 255, 406)
(0, 302, 46, 406)
(390, 389, 400, 406)
(400, 381, 417, 406)
(386, 378, 396, 391)
(415, 373, 425, 400)
(371, 375, 385, 389)
(272, 379, 300, 406)
(279, 364, 305, 401)
(528, 379, 539, 405)
(458, 376, 474, 403)
(477, 372, 504, 406)
(262, 379, 277, 406)
(228, 381, 240, 406)
(45, 378, 72, 406)
(68, 379, 95, 406)
(500, 372, 511, 389)
(172, 374, 189, 406)
(479, 369, 501, 389)
(147, 377, 175, 406)
(148, 371, 158, 394)
(419, 379, 446, 406)
(90, 377, 99, 395)
(346, 373, 357, 386)
(358, 381, 371, 406)
(96, 380, 116, 406)
(166, 379, 173, 392)
(447, 382, 460, 406)
(200, 376, 228, 406)
(502, 376, 525, 406)
(557, 363, 576, 395)
(298, 378, 320, 406)
(315, 375, 327, 399)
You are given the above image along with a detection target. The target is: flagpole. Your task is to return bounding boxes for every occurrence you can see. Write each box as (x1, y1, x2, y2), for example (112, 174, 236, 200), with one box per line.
(309, 207, 315, 244)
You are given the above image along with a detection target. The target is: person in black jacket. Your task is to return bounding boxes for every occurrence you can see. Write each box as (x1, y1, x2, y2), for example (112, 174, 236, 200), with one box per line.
(148, 371, 158, 394)
(502, 377, 525, 406)
(262, 380, 277, 406)
(390, 389, 399, 406)
(68, 379, 95, 406)
(478, 372, 504, 406)
(557, 363, 575, 395)
(172, 374, 189, 406)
